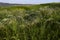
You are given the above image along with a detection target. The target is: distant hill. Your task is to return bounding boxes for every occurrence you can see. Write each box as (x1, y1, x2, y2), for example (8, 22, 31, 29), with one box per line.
(0, 2, 59, 7)
(0, 2, 15, 6)
(0, 2, 35, 6)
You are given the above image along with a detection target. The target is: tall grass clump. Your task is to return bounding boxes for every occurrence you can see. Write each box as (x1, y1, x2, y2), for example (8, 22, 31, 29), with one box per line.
(0, 3, 60, 40)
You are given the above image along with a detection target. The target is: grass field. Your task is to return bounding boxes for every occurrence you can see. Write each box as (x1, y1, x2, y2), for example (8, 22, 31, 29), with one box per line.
(0, 3, 60, 40)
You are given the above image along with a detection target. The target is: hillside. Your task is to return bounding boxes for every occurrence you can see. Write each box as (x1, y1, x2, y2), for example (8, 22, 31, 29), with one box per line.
(0, 3, 60, 40)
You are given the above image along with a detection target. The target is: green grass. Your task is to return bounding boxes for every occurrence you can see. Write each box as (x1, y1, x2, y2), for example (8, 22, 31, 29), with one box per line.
(0, 3, 60, 40)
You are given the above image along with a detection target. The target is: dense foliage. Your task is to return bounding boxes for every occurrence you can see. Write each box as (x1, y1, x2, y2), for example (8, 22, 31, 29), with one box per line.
(0, 3, 60, 40)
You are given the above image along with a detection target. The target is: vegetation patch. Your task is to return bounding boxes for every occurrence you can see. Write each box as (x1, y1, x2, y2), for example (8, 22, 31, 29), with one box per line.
(0, 3, 60, 40)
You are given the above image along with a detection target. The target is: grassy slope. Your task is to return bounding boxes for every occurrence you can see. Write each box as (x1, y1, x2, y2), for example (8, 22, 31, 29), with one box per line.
(0, 3, 60, 40)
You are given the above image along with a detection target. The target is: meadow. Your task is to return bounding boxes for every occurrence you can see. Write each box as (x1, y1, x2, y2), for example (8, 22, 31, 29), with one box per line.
(0, 3, 60, 40)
